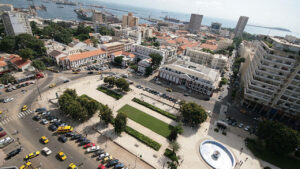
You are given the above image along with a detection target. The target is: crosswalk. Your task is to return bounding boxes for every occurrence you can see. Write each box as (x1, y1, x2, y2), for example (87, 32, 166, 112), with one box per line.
(0, 110, 33, 126)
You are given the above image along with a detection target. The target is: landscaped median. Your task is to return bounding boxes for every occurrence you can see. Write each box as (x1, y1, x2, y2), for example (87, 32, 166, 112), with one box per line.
(125, 126, 161, 151)
(118, 104, 174, 138)
(97, 86, 123, 100)
(132, 98, 177, 120)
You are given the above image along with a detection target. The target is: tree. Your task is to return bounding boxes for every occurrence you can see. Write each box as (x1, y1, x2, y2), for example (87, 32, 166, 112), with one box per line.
(114, 56, 124, 66)
(149, 53, 163, 68)
(0, 36, 16, 53)
(15, 34, 46, 57)
(167, 161, 178, 169)
(257, 120, 300, 154)
(19, 48, 35, 60)
(99, 105, 114, 125)
(115, 78, 129, 92)
(152, 41, 160, 47)
(168, 123, 183, 141)
(180, 102, 207, 127)
(103, 76, 116, 87)
(0, 74, 16, 84)
(78, 96, 99, 117)
(219, 77, 228, 87)
(170, 141, 180, 153)
(32, 60, 46, 70)
(145, 66, 153, 76)
(114, 112, 127, 135)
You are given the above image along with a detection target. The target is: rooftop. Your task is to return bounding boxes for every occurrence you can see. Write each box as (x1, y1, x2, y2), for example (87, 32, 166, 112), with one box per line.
(102, 42, 124, 48)
(67, 49, 106, 62)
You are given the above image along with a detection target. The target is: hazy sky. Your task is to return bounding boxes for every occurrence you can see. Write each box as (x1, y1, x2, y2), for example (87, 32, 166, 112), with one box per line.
(99, 0, 300, 32)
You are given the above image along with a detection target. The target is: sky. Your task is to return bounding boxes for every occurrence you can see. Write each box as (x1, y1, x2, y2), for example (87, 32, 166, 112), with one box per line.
(99, 0, 300, 32)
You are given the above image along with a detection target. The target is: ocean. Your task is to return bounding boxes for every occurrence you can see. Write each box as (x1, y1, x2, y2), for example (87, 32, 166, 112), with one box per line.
(1, 0, 299, 38)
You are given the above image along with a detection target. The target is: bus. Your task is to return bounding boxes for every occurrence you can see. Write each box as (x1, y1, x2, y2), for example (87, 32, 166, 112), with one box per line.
(57, 126, 73, 133)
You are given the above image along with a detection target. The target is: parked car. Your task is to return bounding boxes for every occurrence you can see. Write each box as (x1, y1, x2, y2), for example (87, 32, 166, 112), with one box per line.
(41, 119, 49, 125)
(33, 115, 41, 121)
(71, 134, 82, 140)
(114, 163, 124, 169)
(63, 80, 70, 83)
(24, 151, 40, 160)
(106, 159, 119, 168)
(166, 88, 172, 92)
(238, 123, 244, 128)
(87, 146, 100, 153)
(88, 71, 94, 74)
(48, 124, 57, 132)
(84, 143, 96, 148)
(98, 152, 109, 160)
(0, 132, 7, 138)
(65, 132, 75, 137)
(79, 139, 91, 146)
(58, 151, 67, 161)
(36, 108, 47, 113)
(0, 136, 14, 148)
(6, 148, 22, 159)
(58, 135, 67, 143)
(244, 126, 250, 131)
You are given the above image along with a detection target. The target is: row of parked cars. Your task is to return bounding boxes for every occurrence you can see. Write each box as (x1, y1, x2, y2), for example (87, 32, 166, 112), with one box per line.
(5, 81, 35, 92)
(34, 107, 128, 169)
(225, 117, 255, 134)
(136, 85, 180, 104)
(0, 126, 14, 148)
(86, 64, 109, 71)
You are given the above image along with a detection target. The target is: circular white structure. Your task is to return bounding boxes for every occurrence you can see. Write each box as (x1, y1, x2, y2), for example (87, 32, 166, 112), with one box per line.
(199, 140, 235, 169)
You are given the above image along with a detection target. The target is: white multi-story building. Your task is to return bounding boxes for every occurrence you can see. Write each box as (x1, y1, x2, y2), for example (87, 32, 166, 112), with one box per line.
(159, 61, 220, 96)
(59, 49, 107, 69)
(1, 11, 32, 36)
(185, 48, 228, 70)
(131, 44, 177, 64)
(241, 37, 300, 120)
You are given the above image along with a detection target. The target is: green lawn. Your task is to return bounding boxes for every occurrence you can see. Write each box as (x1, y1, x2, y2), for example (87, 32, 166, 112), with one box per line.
(118, 104, 173, 138)
(246, 138, 300, 169)
(97, 87, 123, 100)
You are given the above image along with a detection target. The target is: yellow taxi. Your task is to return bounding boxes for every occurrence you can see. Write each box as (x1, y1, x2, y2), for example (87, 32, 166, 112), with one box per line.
(97, 72, 102, 75)
(103, 155, 113, 163)
(58, 151, 67, 161)
(49, 83, 56, 88)
(25, 151, 40, 160)
(73, 71, 79, 74)
(21, 105, 28, 112)
(69, 163, 78, 169)
(166, 88, 173, 92)
(19, 161, 32, 169)
(0, 110, 2, 115)
(40, 136, 49, 144)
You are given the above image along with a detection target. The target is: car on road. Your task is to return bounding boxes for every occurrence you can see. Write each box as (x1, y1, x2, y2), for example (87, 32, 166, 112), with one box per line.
(41, 119, 49, 125)
(25, 151, 40, 160)
(84, 143, 96, 148)
(19, 161, 32, 169)
(41, 111, 51, 116)
(238, 123, 244, 128)
(69, 163, 78, 169)
(155, 81, 162, 85)
(40, 136, 49, 144)
(87, 146, 100, 153)
(135, 85, 143, 89)
(114, 163, 124, 169)
(21, 105, 28, 112)
(58, 151, 67, 161)
(49, 83, 56, 88)
(88, 71, 94, 74)
(49, 124, 57, 131)
(6, 147, 22, 159)
(33, 115, 41, 121)
(106, 159, 119, 168)
(0, 131, 7, 138)
(71, 134, 82, 140)
(0, 136, 14, 148)
(42, 147, 52, 156)
(58, 135, 67, 143)
(64, 80, 70, 83)
(244, 126, 250, 131)
(166, 88, 172, 92)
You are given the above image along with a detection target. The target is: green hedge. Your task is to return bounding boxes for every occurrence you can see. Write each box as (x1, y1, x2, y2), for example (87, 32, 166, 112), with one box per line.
(164, 148, 178, 162)
(125, 126, 161, 151)
(132, 98, 177, 120)
(97, 87, 123, 100)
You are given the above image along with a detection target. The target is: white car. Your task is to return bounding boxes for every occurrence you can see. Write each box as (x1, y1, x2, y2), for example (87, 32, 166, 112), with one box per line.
(99, 152, 109, 160)
(238, 123, 244, 128)
(4, 98, 14, 103)
(42, 147, 52, 155)
(244, 126, 250, 131)
(0, 137, 14, 148)
(41, 119, 49, 125)
(87, 146, 100, 153)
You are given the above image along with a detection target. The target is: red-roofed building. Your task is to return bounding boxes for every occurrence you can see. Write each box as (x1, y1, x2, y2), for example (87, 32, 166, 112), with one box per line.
(59, 49, 107, 69)
(0, 61, 9, 73)
(200, 43, 218, 51)
(9, 55, 32, 72)
(111, 51, 136, 67)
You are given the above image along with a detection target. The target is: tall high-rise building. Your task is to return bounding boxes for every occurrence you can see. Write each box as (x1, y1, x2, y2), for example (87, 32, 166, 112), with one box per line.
(210, 22, 222, 33)
(1, 11, 32, 36)
(234, 16, 249, 38)
(240, 36, 300, 121)
(92, 10, 105, 23)
(188, 14, 203, 34)
(122, 12, 139, 28)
